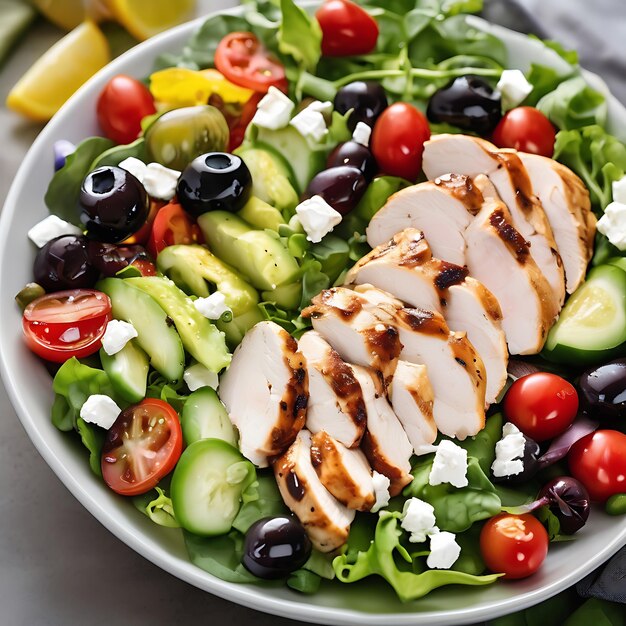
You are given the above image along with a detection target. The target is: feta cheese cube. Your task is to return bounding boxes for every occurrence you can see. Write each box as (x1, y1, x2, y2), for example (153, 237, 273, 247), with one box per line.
(101, 320, 138, 356)
(143, 163, 181, 200)
(429, 440, 469, 488)
(401, 497, 438, 543)
(497, 69, 533, 110)
(597, 201, 626, 251)
(194, 292, 232, 320)
(252, 86, 295, 130)
(184, 363, 219, 391)
(119, 157, 148, 181)
(352, 122, 372, 147)
(28, 215, 83, 248)
(427, 531, 461, 569)
(80, 394, 121, 430)
(290, 100, 332, 143)
(295, 195, 342, 243)
(491, 422, 526, 478)
(612, 175, 626, 204)
(371, 471, 391, 513)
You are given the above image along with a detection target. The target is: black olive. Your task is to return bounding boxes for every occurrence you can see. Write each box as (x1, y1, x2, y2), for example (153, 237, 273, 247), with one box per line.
(538, 476, 590, 535)
(86, 241, 150, 277)
(492, 434, 541, 485)
(177, 152, 252, 217)
(333, 81, 388, 131)
(303, 166, 367, 215)
(579, 358, 626, 420)
(427, 75, 502, 135)
(79, 166, 149, 243)
(242, 515, 312, 579)
(33, 235, 99, 291)
(327, 141, 378, 181)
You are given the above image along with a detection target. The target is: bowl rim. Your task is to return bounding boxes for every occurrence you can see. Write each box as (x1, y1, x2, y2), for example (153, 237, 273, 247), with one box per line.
(1, 5, 625, 625)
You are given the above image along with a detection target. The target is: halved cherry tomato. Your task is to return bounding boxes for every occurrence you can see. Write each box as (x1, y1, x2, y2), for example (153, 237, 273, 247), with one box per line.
(96, 75, 156, 145)
(22, 289, 111, 362)
(480, 513, 549, 579)
(228, 92, 263, 151)
(101, 399, 183, 496)
(214, 32, 288, 94)
(316, 0, 379, 57)
(569, 430, 626, 502)
(130, 258, 157, 276)
(503, 372, 578, 442)
(371, 102, 431, 181)
(492, 106, 556, 157)
(147, 202, 203, 258)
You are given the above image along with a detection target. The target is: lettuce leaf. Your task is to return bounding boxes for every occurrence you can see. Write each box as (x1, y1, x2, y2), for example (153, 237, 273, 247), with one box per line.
(278, 0, 322, 72)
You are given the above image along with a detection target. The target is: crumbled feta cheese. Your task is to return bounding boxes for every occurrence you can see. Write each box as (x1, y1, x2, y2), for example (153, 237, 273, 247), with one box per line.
(613, 175, 626, 204)
(101, 320, 138, 356)
(497, 69, 533, 110)
(427, 531, 461, 569)
(290, 100, 332, 143)
(183, 363, 219, 391)
(429, 439, 469, 488)
(597, 201, 626, 251)
(27, 215, 83, 248)
(143, 163, 181, 200)
(492, 422, 526, 478)
(80, 394, 121, 430)
(401, 497, 438, 543)
(252, 86, 295, 130)
(352, 121, 372, 147)
(295, 195, 342, 243)
(194, 292, 232, 320)
(371, 471, 391, 513)
(119, 156, 148, 181)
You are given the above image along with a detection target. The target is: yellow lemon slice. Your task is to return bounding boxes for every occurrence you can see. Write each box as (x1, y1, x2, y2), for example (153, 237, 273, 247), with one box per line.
(108, 0, 196, 41)
(6, 20, 110, 121)
(30, 0, 86, 31)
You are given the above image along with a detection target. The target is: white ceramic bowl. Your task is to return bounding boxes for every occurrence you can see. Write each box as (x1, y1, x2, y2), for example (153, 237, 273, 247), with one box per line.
(2, 5, 626, 625)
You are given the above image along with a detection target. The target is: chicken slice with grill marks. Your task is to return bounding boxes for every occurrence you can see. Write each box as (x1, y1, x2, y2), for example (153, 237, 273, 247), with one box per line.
(298, 331, 366, 448)
(274, 429, 355, 552)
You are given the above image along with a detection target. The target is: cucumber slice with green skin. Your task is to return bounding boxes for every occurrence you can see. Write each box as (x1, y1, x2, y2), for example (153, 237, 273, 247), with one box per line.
(238, 196, 284, 232)
(542, 264, 626, 365)
(171, 439, 256, 536)
(100, 340, 149, 403)
(97, 278, 184, 382)
(126, 276, 231, 373)
(181, 387, 237, 447)
(606, 256, 626, 273)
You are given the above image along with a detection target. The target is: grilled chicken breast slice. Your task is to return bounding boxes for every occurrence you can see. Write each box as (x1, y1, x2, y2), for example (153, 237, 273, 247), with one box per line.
(346, 228, 508, 404)
(519, 152, 595, 293)
(310, 430, 375, 511)
(219, 321, 307, 467)
(423, 134, 565, 308)
(366, 173, 483, 264)
(351, 366, 413, 496)
(298, 331, 366, 448)
(301, 288, 401, 385)
(274, 430, 355, 552)
(388, 361, 437, 453)
(465, 199, 556, 355)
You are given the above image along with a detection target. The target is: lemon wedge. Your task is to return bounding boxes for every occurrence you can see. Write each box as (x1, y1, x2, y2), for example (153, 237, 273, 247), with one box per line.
(30, 0, 85, 31)
(107, 0, 196, 41)
(6, 20, 110, 121)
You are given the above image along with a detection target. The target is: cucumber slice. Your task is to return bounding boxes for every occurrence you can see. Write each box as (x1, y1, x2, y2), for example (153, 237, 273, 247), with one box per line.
(171, 439, 256, 536)
(100, 340, 149, 403)
(181, 387, 237, 447)
(97, 278, 185, 382)
(606, 256, 626, 273)
(543, 265, 626, 364)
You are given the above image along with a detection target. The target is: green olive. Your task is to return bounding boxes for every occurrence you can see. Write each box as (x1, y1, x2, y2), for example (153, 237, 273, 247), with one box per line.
(145, 105, 229, 171)
(605, 493, 626, 516)
(15, 282, 45, 311)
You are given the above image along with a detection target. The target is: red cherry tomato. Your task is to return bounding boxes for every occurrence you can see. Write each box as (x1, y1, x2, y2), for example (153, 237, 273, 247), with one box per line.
(96, 75, 156, 145)
(492, 106, 556, 157)
(122, 199, 163, 246)
(480, 513, 549, 579)
(503, 372, 578, 442)
(22, 289, 111, 363)
(215, 32, 287, 94)
(371, 102, 431, 181)
(130, 258, 157, 276)
(101, 398, 183, 496)
(147, 202, 203, 258)
(228, 92, 263, 152)
(569, 430, 626, 502)
(316, 0, 379, 57)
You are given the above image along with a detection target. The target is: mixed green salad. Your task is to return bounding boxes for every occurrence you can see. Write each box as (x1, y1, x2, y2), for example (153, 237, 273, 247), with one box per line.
(17, 0, 626, 605)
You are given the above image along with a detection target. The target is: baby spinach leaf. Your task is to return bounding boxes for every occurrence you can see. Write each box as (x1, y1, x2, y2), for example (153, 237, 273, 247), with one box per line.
(457, 412, 503, 475)
(311, 235, 350, 284)
(232, 473, 287, 534)
(91, 137, 147, 169)
(524, 63, 570, 106)
(452, 524, 486, 575)
(278, 0, 322, 72)
(76, 417, 105, 477)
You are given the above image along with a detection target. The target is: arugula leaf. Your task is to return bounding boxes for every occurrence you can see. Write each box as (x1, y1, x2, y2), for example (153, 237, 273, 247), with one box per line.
(45, 136, 114, 225)
(278, 0, 322, 72)
(311, 236, 350, 284)
(524, 63, 570, 107)
(76, 418, 105, 477)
